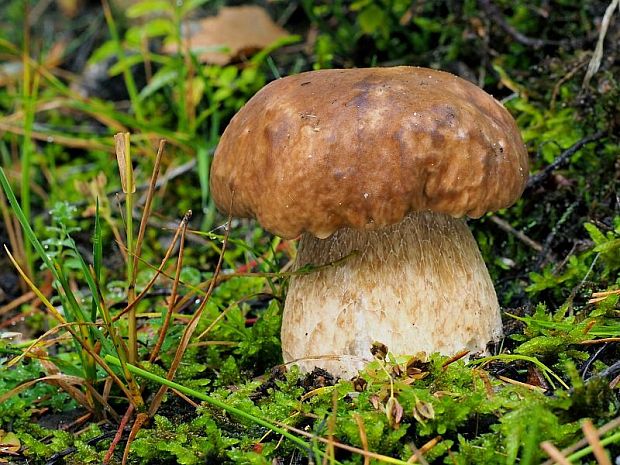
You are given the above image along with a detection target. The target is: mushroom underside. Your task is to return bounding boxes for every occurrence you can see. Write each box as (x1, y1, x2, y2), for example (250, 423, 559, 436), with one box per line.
(281, 211, 503, 379)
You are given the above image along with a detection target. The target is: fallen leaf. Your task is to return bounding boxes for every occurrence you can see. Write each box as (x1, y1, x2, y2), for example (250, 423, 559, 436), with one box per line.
(163, 5, 290, 65)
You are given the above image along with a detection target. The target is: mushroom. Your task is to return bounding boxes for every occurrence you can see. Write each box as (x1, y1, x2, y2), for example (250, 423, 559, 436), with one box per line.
(210, 67, 528, 378)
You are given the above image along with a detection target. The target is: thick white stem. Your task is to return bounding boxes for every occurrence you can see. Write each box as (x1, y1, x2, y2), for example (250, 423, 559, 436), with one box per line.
(281, 212, 502, 378)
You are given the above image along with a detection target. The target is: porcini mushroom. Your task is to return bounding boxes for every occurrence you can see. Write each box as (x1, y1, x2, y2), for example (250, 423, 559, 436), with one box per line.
(210, 67, 528, 378)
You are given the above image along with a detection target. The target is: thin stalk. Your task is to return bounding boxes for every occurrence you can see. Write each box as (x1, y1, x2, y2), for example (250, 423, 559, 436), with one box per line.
(147, 213, 232, 417)
(149, 211, 190, 362)
(132, 139, 165, 276)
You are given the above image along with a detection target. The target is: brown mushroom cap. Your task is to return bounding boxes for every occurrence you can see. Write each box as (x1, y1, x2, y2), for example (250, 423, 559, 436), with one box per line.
(210, 66, 528, 239)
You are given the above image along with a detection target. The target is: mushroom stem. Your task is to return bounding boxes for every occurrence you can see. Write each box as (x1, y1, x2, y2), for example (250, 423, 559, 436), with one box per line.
(281, 211, 502, 378)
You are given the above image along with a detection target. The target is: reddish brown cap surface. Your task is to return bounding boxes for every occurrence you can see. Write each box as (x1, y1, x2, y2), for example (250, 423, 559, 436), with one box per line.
(210, 67, 529, 239)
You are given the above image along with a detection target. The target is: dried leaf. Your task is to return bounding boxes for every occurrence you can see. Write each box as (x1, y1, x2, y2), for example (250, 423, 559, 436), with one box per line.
(406, 356, 430, 377)
(370, 341, 388, 360)
(163, 6, 290, 65)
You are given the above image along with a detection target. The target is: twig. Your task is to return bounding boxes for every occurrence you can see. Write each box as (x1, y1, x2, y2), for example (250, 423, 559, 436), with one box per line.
(581, 343, 610, 379)
(103, 405, 133, 464)
(581, 337, 620, 345)
(526, 130, 607, 191)
(540, 441, 572, 465)
(121, 412, 149, 465)
(488, 215, 543, 252)
(478, 0, 562, 49)
(407, 437, 441, 463)
(498, 375, 546, 392)
(582, 419, 612, 465)
(588, 289, 620, 304)
(149, 211, 191, 362)
(133, 139, 166, 276)
(45, 432, 117, 465)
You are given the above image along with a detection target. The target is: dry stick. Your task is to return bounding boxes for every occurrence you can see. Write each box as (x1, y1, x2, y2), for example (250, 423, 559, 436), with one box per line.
(488, 215, 543, 252)
(582, 419, 612, 465)
(540, 441, 572, 465)
(478, 0, 563, 49)
(132, 139, 166, 281)
(498, 375, 546, 392)
(581, 337, 620, 345)
(172, 388, 200, 408)
(147, 214, 232, 417)
(122, 412, 149, 465)
(408, 437, 441, 464)
(442, 349, 471, 369)
(588, 289, 620, 304)
(149, 211, 191, 362)
(112, 218, 186, 323)
(103, 405, 134, 464)
(541, 416, 620, 465)
(525, 130, 607, 191)
(406, 441, 430, 465)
